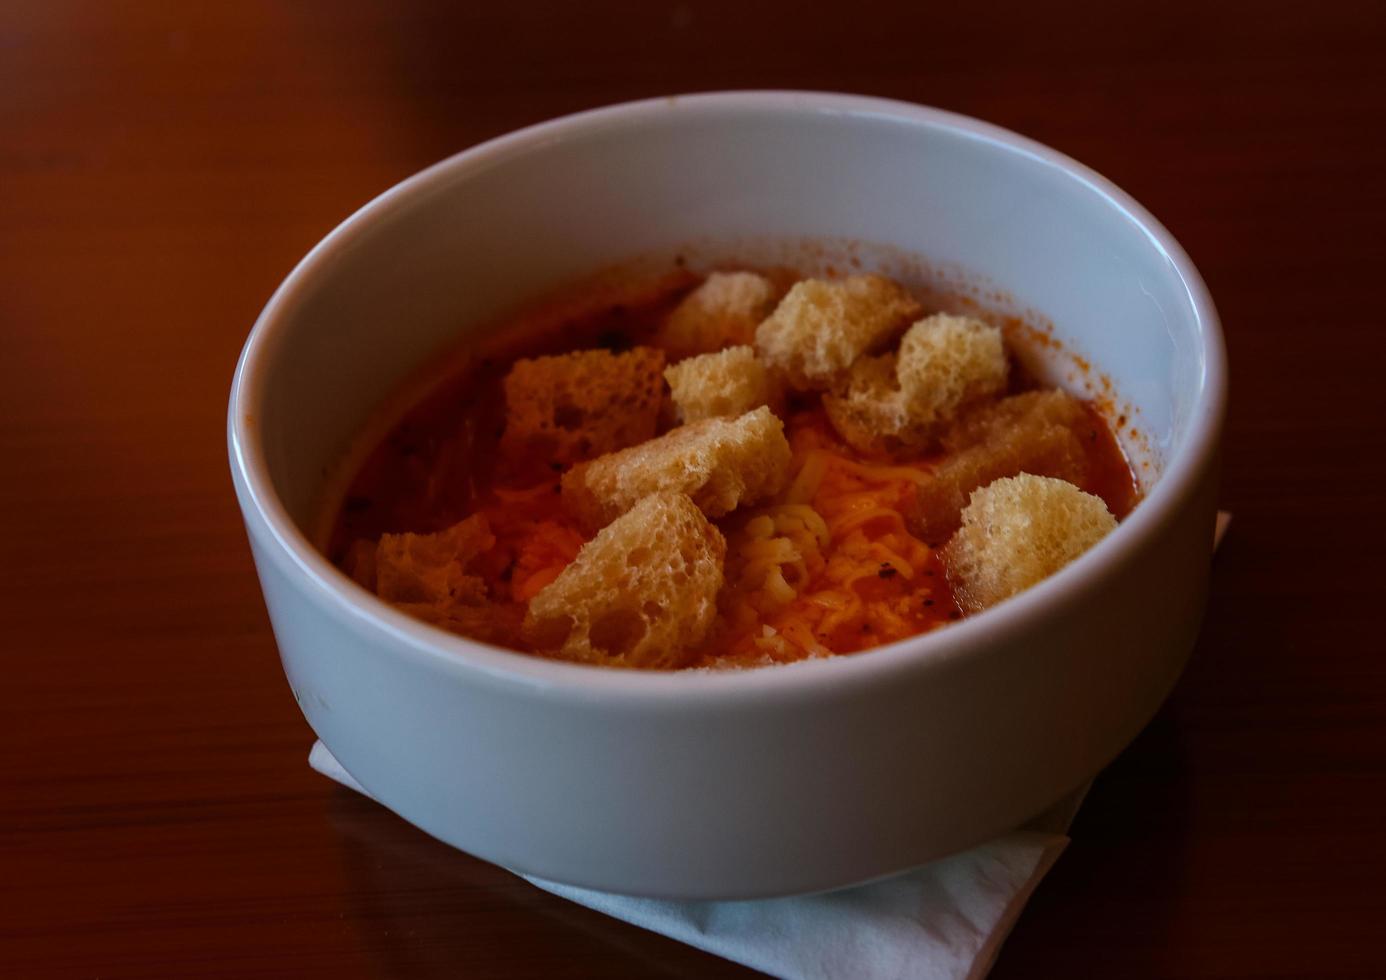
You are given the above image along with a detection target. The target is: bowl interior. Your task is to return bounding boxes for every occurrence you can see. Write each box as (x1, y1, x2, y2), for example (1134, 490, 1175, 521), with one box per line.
(243, 93, 1213, 564)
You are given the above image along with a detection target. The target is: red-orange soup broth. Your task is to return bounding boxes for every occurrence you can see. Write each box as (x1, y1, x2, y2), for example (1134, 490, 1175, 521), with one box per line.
(325, 269, 1139, 670)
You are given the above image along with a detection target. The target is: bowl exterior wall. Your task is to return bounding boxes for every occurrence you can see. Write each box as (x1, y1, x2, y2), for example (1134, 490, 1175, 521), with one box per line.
(243, 447, 1216, 899)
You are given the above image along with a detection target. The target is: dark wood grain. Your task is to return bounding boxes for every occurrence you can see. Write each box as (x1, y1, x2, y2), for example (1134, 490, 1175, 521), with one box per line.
(3, 1, 1384, 976)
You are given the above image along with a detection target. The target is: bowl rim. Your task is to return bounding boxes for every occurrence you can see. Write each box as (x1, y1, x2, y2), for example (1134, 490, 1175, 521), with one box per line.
(228, 89, 1227, 704)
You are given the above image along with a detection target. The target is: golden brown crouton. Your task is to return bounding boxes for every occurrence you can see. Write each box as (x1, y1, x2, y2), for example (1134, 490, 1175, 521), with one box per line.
(655, 271, 778, 360)
(664, 345, 781, 424)
(523, 492, 726, 669)
(374, 514, 494, 606)
(822, 353, 931, 454)
(563, 406, 792, 529)
(822, 314, 1007, 454)
(910, 389, 1093, 544)
(943, 474, 1117, 613)
(395, 600, 525, 647)
(754, 275, 922, 391)
(939, 387, 1088, 452)
(500, 347, 665, 466)
(897, 313, 1008, 423)
(344, 539, 379, 591)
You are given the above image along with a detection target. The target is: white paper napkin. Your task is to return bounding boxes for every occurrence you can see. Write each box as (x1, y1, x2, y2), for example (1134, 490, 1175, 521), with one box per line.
(310, 511, 1231, 979)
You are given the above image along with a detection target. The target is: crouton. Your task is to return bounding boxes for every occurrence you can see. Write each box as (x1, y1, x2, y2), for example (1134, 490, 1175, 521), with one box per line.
(943, 474, 1117, 613)
(910, 390, 1093, 543)
(396, 600, 525, 647)
(374, 514, 494, 606)
(941, 387, 1089, 453)
(754, 275, 922, 391)
(822, 353, 931, 454)
(562, 406, 792, 529)
(821, 314, 1007, 454)
(897, 313, 1008, 423)
(500, 347, 665, 466)
(655, 271, 778, 360)
(344, 539, 378, 591)
(523, 492, 726, 669)
(664, 345, 781, 423)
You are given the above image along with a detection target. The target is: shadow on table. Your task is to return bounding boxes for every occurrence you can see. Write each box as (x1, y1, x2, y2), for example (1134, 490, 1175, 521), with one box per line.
(991, 706, 1197, 977)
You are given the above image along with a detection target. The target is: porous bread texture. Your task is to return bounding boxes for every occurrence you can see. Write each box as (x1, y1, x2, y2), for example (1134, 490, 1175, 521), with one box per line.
(943, 474, 1117, 613)
(897, 313, 1008, 423)
(395, 600, 524, 647)
(755, 275, 923, 391)
(344, 539, 378, 591)
(821, 353, 931, 453)
(522, 491, 726, 669)
(655, 271, 778, 360)
(374, 514, 494, 606)
(562, 406, 792, 529)
(500, 347, 665, 466)
(911, 389, 1093, 543)
(822, 313, 1008, 454)
(664, 345, 780, 423)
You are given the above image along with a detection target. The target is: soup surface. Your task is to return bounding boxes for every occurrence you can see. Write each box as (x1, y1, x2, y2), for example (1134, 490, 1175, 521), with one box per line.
(326, 266, 1138, 670)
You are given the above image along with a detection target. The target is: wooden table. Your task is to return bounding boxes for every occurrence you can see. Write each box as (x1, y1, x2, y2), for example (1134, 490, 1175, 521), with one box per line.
(5, 2, 1384, 976)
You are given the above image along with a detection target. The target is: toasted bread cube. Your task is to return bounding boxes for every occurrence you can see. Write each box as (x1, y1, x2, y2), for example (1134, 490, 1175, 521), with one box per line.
(563, 406, 792, 529)
(910, 390, 1093, 543)
(396, 600, 524, 648)
(822, 353, 931, 454)
(655, 271, 777, 360)
(754, 275, 922, 391)
(375, 514, 494, 606)
(523, 492, 726, 669)
(500, 347, 665, 466)
(943, 474, 1117, 613)
(344, 539, 379, 591)
(822, 314, 1007, 453)
(897, 313, 1008, 423)
(664, 345, 781, 424)
(939, 387, 1089, 453)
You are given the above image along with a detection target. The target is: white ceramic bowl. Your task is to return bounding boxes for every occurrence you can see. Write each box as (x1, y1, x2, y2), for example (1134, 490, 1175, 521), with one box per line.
(228, 92, 1225, 900)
